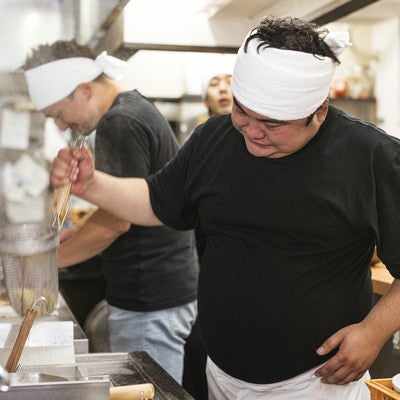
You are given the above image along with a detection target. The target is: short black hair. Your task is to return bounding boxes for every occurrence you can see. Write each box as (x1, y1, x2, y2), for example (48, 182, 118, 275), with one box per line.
(23, 40, 98, 70)
(244, 16, 340, 64)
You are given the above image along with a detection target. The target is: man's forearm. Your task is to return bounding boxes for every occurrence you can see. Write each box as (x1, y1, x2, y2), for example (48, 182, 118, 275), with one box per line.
(362, 278, 400, 346)
(80, 171, 163, 227)
(58, 208, 130, 267)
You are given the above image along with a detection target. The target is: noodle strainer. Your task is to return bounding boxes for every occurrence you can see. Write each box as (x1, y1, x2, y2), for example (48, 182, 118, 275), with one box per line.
(0, 223, 59, 317)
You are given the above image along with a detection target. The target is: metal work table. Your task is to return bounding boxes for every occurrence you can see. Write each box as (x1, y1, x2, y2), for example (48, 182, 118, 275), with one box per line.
(0, 291, 88, 354)
(0, 291, 194, 399)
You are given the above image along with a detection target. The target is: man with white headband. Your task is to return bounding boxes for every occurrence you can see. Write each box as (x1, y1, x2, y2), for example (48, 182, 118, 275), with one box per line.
(50, 17, 400, 399)
(24, 40, 199, 384)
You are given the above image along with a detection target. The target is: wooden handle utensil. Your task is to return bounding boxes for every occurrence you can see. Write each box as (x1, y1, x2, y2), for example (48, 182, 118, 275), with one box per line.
(109, 383, 155, 400)
(5, 296, 48, 373)
(5, 308, 37, 373)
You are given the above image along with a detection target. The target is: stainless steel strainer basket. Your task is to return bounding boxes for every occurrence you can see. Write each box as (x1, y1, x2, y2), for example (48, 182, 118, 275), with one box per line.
(0, 223, 59, 317)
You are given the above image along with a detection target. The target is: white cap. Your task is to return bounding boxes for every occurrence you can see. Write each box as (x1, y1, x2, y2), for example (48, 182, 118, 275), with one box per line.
(25, 51, 128, 110)
(201, 58, 234, 98)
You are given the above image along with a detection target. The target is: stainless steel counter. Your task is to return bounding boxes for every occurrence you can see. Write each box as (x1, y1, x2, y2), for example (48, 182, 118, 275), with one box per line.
(1, 352, 194, 400)
(0, 292, 194, 399)
(0, 292, 88, 354)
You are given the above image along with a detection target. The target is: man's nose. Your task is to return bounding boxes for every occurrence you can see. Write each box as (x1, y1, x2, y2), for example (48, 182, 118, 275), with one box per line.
(219, 82, 229, 91)
(54, 118, 69, 131)
(246, 118, 267, 138)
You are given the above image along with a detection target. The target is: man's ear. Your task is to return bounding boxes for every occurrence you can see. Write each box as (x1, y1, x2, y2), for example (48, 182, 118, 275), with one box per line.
(316, 98, 329, 122)
(77, 82, 93, 99)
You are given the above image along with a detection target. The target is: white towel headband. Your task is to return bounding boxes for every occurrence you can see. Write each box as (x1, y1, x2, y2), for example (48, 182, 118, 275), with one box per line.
(25, 51, 128, 110)
(231, 31, 351, 120)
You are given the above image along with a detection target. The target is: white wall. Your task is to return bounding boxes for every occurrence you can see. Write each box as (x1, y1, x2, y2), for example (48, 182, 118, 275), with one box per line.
(121, 0, 242, 102)
(120, 51, 236, 98)
(0, 0, 74, 72)
(329, 17, 400, 138)
(328, 18, 400, 138)
(371, 18, 400, 137)
(123, 0, 249, 47)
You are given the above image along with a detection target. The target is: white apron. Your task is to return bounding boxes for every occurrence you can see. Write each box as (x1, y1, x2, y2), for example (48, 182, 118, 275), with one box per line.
(206, 357, 370, 400)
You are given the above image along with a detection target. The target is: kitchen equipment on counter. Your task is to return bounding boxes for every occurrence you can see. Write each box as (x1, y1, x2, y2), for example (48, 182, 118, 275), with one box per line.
(0, 223, 59, 317)
(11, 368, 154, 400)
(393, 374, 400, 393)
(0, 352, 193, 400)
(5, 363, 109, 400)
(0, 364, 9, 392)
(366, 377, 400, 400)
(0, 292, 89, 358)
(0, 320, 75, 370)
(14, 371, 68, 383)
(109, 383, 154, 399)
(5, 296, 48, 373)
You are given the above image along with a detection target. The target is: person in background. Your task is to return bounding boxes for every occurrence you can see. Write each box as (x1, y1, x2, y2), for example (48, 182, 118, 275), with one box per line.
(202, 70, 233, 118)
(23, 40, 199, 383)
(183, 66, 234, 400)
(50, 16, 400, 400)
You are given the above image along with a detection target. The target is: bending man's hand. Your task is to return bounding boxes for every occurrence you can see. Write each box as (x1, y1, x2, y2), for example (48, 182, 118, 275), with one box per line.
(51, 147, 94, 195)
(51, 144, 163, 227)
(314, 322, 382, 384)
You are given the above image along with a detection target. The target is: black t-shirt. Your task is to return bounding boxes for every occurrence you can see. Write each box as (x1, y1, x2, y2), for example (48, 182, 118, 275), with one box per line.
(147, 107, 400, 383)
(95, 90, 198, 311)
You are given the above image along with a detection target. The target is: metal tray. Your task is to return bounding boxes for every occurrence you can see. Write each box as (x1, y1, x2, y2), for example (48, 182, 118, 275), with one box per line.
(3, 364, 109, 400)
(2, 352, 193, 400)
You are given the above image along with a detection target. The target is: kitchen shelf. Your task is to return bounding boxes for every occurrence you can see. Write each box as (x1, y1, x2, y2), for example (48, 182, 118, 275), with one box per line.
(330, 97, 377, 123)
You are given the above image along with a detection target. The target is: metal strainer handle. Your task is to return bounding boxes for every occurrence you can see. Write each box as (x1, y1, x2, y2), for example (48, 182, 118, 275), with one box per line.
(31, 296, 49, 312)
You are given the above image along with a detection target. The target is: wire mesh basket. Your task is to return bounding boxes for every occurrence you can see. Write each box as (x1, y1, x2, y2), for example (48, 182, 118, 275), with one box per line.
(0, 223, 59, 317)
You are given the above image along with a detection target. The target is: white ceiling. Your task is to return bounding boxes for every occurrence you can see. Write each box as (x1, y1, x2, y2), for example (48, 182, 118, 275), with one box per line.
(338, 0, 400, 22)
(0, 0, 398, 72)
(209, 0, 400, 22)
(209, 0, 345, 20)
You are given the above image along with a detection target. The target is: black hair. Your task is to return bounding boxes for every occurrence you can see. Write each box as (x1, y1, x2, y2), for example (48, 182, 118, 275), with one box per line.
(244, 16, 340, 64)
(23, 40, 98, 70)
